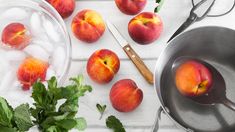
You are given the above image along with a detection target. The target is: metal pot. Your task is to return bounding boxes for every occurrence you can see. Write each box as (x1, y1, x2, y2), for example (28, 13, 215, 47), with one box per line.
(153, 26, 235, 132)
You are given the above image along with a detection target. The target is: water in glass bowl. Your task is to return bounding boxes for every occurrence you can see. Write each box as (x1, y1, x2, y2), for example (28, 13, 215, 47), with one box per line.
(0, 3, 68, 100)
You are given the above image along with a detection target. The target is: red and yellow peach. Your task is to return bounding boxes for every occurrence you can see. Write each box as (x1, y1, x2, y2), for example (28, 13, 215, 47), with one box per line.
(71, 10, 105, 43)
(128, 12, 163, 44)
(46, 0, 75, 19)
(175, 60, 213, 97)
(115, 0, 147, 15)
(110, 79, 143, 112)
(87, 49, 120, 84)
(2, 23, 30, 49)
(17, 57, 49, 90)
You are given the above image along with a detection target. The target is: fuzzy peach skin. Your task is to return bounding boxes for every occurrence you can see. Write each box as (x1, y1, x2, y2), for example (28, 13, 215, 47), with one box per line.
(115, 0, 147, 15)
(17, 57, 49, 90)
(128, 12, 163, 44)
(110, 79, 143, 112)
(2, 23, 31, 49)
(46, 0, 75, 19)
(87, 49, 120, 84)
(175, 60, 213, 97)
(71, 9, 105, 43)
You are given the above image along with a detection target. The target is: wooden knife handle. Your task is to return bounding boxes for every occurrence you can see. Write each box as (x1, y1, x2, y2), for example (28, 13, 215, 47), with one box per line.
(123, 44, 154, 85)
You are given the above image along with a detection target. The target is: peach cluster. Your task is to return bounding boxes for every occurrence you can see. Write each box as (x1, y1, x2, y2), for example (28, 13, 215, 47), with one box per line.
(86, 49, 143, 112)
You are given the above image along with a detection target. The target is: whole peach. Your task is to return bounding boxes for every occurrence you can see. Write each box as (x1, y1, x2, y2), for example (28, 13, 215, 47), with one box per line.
(46, 0, 75, 19)
(87, 49, 120, 84)
(175, 60, 213, 97)
(110, 79, 143, 112)
(115, 0, 147, 15)
(71, 9, 105, 43)
(17, 57, 49, 90)
(128, 12, 163, 44)
(2, 23, 30, 49)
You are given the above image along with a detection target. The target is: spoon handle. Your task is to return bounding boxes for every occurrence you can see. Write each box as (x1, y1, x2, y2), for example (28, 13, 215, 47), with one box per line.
(222, 98, 235, 111)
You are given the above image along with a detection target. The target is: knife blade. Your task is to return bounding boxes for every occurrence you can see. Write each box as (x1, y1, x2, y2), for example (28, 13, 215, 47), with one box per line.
(106, 20, 153, 84)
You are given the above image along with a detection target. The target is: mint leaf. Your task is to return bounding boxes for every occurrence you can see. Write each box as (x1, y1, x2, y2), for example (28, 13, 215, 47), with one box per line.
(0, 97, 13, 128)
(0, 126, 17, 132)
(46, 126, 60, 132)
(96, 104, 106, 120)
(55, 119, 77, 130)
(14, 104, 33, 131)
(75, 117, 87, 131)
(155, 0, 164, 13)
(106, 115, 126, 132)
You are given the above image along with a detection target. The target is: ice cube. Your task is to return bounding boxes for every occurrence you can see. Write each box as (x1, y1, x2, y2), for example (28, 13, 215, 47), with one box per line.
(46, 66, 56, 80)
(6, 50, 26, 62)
(23, 45, 50, 62)
(37, 34, 49, 42)
(30, 12, 43, 36)
(0, 7, 28, 20)
(32, 40, 54, 54)
(0, 70, 16, 91)
(42, 16, 60, 42)
(51, 46, 66, 75)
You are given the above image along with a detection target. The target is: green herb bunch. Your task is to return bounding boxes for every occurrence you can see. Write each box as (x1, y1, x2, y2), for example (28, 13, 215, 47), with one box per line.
(0, 75, 92, 132)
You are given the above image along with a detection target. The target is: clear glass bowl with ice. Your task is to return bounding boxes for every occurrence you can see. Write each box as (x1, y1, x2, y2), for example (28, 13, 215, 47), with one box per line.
(0, 0, 71, 105)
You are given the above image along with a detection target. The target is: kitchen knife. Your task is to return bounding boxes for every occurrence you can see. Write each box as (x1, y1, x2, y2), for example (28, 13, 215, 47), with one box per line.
(106, 20, 153, 84)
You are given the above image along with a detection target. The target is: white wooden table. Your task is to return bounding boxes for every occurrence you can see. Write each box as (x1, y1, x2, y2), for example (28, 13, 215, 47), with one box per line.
(63, 0, 235, 131)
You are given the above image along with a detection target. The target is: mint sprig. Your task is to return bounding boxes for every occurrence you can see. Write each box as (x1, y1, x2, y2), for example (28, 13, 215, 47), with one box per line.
(31, 75, 92, 132)
(96, 104, 106, 120)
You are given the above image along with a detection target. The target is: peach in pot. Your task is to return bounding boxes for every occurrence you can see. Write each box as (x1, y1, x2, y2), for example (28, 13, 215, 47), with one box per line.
(175, 60, 213, 97)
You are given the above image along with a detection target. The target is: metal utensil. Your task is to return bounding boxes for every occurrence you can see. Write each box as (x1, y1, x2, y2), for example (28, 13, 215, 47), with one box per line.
(106, 21, 153, 84)
(172, 57, 235, 111)
(167, 0, 215, 42)
(154, 26, 235, 132)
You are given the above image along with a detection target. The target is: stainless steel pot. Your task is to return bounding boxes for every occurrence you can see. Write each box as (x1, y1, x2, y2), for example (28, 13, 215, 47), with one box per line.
(153, 26, 235, 132)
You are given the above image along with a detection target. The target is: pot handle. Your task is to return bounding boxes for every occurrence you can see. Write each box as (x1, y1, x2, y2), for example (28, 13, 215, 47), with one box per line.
(222, 97, 235, 111)
(152, 107, 164, 132)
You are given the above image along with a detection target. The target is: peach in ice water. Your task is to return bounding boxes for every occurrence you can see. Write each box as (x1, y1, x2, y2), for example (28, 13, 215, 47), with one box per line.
(17, 57, 49, 90)
(2, 23, 31, 49)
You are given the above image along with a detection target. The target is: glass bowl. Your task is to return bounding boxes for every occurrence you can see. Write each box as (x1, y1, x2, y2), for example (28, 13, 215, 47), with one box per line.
(0, 0, 71, 91)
